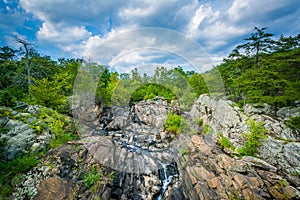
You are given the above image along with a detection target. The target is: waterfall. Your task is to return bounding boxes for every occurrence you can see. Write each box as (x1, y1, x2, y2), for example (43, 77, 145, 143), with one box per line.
(157, 162, 179, 200)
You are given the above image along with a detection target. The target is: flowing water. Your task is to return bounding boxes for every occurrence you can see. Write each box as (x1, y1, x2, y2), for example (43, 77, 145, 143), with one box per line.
(157, 162, 179, 200)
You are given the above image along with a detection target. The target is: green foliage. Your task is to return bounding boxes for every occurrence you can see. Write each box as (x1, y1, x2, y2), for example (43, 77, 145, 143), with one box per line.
(83, 166, 115, 194)
(286, 115, 300, 131)
(32, 107, 77, 148)
(236, 27, 274, 68)
(218, 134, 234, 150)
(0, 155, 39, 198)
(188, 73, 209, 96)
(219, 31, 300, 113)
(202, 124, 213, 134)
(84, 170, 102, 189)
(179, 149, 189, 156)
(30, 71, 73, 112)
(35, 107, 68, 134)
(194, 118, 203, 127)
(0, 89, 17, 107)
(238, 119, 267, 156)
(130, 83, 176, 103)
(164, 112, 189, 134)
(49, 133, 77, 149)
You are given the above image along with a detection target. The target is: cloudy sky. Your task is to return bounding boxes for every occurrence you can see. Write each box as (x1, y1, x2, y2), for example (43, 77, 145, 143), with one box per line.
(1, 0, 300, 72)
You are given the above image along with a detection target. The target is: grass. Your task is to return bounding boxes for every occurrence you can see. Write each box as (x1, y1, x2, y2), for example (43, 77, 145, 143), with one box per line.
(0, 155, 39, 198)
(83, 166, 115, 195)
(202, 124, 213, 134)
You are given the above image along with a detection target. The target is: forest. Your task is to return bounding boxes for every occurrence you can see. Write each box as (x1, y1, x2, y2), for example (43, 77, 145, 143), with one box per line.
(0, 27, 299, 115)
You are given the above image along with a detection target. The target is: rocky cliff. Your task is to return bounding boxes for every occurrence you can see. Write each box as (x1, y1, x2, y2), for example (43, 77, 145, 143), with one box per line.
(1, 95, 300, 199)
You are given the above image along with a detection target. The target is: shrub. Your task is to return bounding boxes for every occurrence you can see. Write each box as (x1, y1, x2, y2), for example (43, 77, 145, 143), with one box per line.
(164, 112, 188, 134)
(202, 124, 213, 134)
(84, 170, 102, 189)
(130, 83, 176, 103)
(33, 107, 78, 148)
(0, 89, 16, 107)
(237, 119, 267, 156)
(0, 155, 39, 198)
(218, 134, 234, 150)
(83, 166, 115, 194)
(194, 118, 203, 127)
(286, 115, 300, 131)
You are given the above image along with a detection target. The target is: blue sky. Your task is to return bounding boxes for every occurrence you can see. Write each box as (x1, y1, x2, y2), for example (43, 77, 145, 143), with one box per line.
(1, 0, 300, 72)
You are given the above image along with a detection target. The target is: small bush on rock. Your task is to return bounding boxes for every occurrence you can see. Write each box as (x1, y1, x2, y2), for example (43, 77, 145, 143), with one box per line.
(164, 112, 188, 134)
(218, 134, 234, 150)
(238, 119, 267, 156)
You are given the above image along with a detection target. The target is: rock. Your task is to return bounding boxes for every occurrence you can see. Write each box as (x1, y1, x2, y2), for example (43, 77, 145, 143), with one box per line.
(233, 174, 249, 189)
(1, 119, 36, 160)
(151, 185, 161, 193)
(31, 132, 52, 153)
(242, 189, 261, 200)
(277, 106, 300, 119)
(207, 177, 221, 189)
(35, 176, 73, 200)
(243, 103, 272, 115)
(0, 116, 9, 128)
(191, 135, 212, 156)
(283, 186, 300, 199)
(231, 160, 248, 173)
(193, 166, 215, 181)
(242, 156, 277, 172)
(217, 154, 234, 170)
(25, 105, 42, 115)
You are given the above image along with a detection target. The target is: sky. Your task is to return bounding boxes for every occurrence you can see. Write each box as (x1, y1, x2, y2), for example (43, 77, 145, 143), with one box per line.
(1, 0, 300, 73)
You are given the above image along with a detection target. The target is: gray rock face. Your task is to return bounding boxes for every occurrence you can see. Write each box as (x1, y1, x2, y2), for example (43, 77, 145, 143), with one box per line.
(277, 106, 300, 119)
(0, 105, 64, 161)
(1, 120, 36, 160)
(9, 97, 300, 200)
(191, 94, 300, 186)
(82, 100, 183, 199)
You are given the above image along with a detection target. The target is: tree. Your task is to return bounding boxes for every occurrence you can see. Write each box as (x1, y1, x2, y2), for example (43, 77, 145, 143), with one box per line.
(15, 37, 36, 95)
(0, 46, 16, 61)
(237, 27, 274, 68)
(232, 66, 288, 114)
(30, 71, 73, 111)
(275, 34, 300, 52)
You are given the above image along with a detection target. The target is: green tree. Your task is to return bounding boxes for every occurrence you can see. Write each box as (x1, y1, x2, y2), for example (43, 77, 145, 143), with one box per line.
(0, 46, 16, 61)
(30, 71, 72, 111)
(237, 27, 274, 68)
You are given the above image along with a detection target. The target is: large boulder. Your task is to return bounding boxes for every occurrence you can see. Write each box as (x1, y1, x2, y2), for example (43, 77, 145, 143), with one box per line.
(0, 119, 36, 160)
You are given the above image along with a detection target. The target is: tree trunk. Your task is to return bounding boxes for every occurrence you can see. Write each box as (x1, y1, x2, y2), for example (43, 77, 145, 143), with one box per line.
(255, 44, 259, 68)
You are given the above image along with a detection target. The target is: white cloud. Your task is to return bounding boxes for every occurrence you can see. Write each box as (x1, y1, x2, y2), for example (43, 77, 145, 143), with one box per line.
(11, 0, 300, 71)
(37, 22, 91, 44)
(66, 27, 214, 73)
